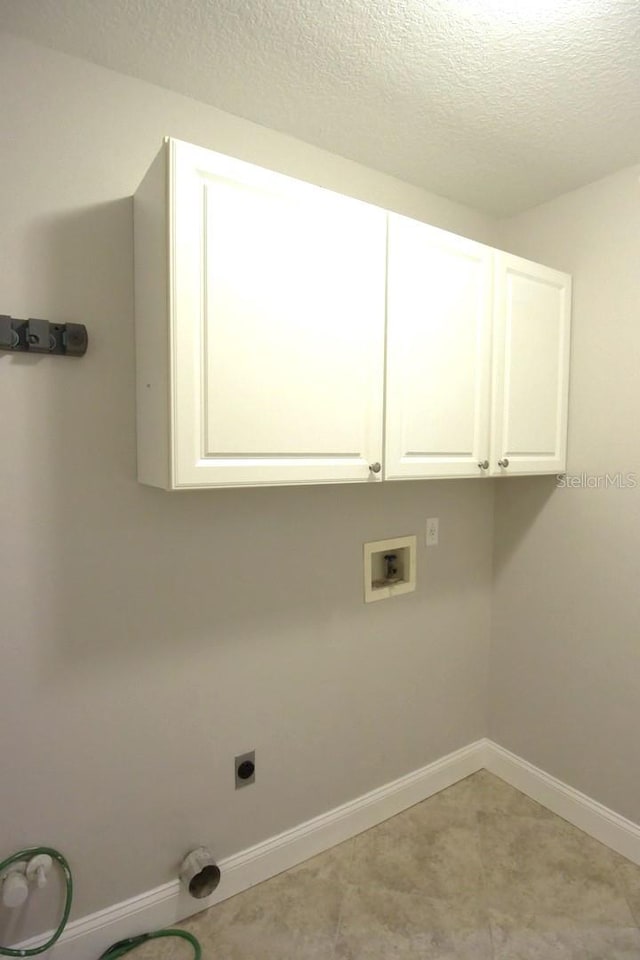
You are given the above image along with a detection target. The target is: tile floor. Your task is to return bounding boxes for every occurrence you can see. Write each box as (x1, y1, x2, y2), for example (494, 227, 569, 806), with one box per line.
(135, 771, 640, 959)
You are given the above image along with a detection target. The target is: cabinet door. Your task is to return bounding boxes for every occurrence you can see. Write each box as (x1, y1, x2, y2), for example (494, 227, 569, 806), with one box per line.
(385, 215, 493, 479)
(491, 254, 571, 476)
(170, 141, 386, 487)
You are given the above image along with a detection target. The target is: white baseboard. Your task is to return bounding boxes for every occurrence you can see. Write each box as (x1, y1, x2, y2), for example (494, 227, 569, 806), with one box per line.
(16, 739, 485, 960)
(17, 738, 640, 959)
(484, 740, 640, 866)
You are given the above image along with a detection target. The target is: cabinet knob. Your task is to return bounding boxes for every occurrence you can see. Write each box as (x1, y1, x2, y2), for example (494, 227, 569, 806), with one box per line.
(478, 460, 489, 470)
(498, 458, 510, 468)
(369, 462, 382, 474)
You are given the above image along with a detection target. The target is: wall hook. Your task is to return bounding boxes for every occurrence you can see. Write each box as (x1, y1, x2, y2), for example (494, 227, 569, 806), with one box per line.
(0, 315, 88, 357)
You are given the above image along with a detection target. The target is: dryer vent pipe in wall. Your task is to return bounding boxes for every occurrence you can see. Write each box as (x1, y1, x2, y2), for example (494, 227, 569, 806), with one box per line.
(180, 848, 221, 899)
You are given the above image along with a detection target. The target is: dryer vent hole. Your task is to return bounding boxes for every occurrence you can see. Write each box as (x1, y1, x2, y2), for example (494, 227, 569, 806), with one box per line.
(189, 864, 221, 899)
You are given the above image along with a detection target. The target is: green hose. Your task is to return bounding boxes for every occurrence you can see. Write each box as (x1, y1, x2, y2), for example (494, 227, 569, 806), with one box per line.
(0, 848, 72, 957)
(98, 929, 201, 958)
(0, 848, 201, 959)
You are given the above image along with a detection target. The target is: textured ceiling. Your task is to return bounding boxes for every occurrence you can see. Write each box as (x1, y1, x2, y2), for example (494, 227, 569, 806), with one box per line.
(1, 0, 639, 214)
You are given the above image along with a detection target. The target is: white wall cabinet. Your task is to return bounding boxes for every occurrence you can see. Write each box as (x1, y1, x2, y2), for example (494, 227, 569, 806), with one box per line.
(491, 253, 571, 476)
(385, 215, 493, 480)
(135, 139, 386, 489)
(135, 138, 571, 490)
(384, 220, 571, 480)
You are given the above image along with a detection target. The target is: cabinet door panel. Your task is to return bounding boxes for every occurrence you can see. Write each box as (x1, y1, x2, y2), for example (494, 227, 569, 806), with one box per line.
(385, 215, 492, 479)
(171, 142, 386, 487)
(491, 254, 571, 476)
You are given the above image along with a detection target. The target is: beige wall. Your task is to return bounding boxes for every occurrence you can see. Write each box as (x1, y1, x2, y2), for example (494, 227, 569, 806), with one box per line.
(0, 32, 495, 928)
(491, 165, 640, 822)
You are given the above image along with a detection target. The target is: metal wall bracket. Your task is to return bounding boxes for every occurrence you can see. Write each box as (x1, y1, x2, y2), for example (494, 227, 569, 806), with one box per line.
(0, 315, 88, 357)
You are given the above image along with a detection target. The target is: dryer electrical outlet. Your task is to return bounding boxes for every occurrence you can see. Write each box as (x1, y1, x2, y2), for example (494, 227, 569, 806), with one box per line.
(235, 751, 256, 788)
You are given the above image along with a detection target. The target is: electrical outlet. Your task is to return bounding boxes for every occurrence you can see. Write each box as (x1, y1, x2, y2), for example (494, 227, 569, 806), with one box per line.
(235, 750, 256, 789)
(426, 518, 439, 546)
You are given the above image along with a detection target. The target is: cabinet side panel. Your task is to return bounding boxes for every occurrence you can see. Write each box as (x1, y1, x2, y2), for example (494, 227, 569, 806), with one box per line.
(134, 145, 171, 488)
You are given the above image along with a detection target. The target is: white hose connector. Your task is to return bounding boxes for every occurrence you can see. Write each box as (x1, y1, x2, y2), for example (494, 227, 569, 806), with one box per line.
(26, 853, 53, 889)
(1, 863, 29, 908)
(180, 847, 221, 899)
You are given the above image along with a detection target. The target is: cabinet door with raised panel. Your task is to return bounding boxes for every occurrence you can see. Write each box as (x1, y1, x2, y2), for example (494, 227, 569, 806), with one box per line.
(170, 141, 386, 488)
(385, 215, 493, 479)
(491, 254, 571, 476)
